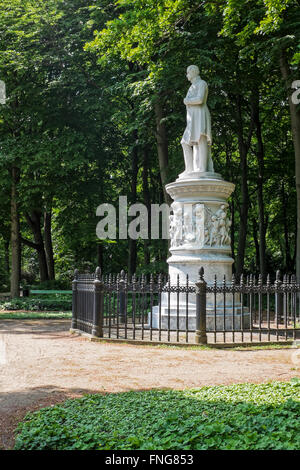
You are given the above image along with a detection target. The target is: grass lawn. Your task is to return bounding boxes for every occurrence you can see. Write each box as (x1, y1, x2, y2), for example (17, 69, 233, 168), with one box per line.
(0, 311, 72, 319)
(0, 293, 72, 317)
(14, 380, 300, 450)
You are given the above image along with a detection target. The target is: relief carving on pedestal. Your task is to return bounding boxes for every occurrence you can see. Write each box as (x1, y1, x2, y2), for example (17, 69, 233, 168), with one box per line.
(183, 212, 195, 244)
(170, 204, 183, 248)
(169, 203, 231, 248)
(205, 204, 231, 247)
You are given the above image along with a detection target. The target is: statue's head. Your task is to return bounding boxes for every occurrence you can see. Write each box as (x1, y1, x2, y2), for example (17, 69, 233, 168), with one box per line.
(186, 65, 199, 82)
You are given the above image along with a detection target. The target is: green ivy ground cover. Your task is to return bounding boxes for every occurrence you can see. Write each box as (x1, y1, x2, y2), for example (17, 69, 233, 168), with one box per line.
(14, 380, 300, 450)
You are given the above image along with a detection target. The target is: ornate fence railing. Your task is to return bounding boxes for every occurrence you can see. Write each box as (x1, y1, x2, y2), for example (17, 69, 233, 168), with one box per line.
(71, 267, 300, 345)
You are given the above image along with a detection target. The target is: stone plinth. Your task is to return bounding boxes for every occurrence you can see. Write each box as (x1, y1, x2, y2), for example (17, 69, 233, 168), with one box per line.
(149, 172, 250, 331)
(166, 175, 235, 284)
(149, 295, 250, 331)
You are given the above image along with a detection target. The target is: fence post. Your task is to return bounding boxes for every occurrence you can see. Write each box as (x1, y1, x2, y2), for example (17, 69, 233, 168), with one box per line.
(119, 270, 126, 323)
(71, 269, 79, 330)
(195, 267, 207, 344)
(275, 270, 283, 324)
(92, 266, 104, 337)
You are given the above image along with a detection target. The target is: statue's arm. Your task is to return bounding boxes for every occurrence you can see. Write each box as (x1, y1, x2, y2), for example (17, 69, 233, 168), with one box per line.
(184, 81, 207, 105)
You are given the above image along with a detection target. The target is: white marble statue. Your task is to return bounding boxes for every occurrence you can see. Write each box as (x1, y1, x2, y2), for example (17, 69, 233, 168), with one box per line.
(216, 204, 229, 245)
(204, 204, 231, 247)
(195, 204, 204, 245)
(170, 205, 183, 247)
(181, 65, 214, 174)
(169, 215, 176, 248)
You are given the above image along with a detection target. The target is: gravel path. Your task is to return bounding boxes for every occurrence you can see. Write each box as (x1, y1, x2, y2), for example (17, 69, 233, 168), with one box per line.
(0, 319, 298, 449)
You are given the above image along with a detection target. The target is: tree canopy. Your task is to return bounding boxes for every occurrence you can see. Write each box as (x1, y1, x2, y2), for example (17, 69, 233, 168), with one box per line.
(0, 0, 299, 294)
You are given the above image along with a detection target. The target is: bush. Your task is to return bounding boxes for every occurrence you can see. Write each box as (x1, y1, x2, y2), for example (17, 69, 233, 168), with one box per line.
(1, 296, 72, 311)
(31, 279, 71, 290)
(14, 381, 300, 450)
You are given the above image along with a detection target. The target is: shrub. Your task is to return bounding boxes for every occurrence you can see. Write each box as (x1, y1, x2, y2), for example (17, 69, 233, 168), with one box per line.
(31, 279, 72, 290)
(1, 297, 72, 311)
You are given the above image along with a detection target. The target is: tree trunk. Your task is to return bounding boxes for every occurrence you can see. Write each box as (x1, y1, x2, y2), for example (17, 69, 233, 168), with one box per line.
(44, 210, 55, 280)
(280, 50, 300, 280)
(143, 147, 151, 265)
(10, 165, 21, 298)
(235, 96, 251, 278)
(225, 141, 235, 266)
(128, 130, 138, 277)
(252, 217, 260, 272)
(26, 211, 49, 282)
(235, 143, 249, 278)
(229, 200, 235, 264)
(281, 181, 293, 271)
(154, 100, 172, 206)
(4, 239, 9, 278)
(251, 89, 267, 280)
(97, 243, 103, 272)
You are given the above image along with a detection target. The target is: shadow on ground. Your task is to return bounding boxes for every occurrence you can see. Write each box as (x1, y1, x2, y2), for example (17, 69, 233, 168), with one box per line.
(0, 384, 98, 450)
(0, 320, 70, 337)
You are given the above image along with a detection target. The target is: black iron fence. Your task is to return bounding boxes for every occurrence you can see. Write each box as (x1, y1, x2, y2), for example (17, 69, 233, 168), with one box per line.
(71, 267, 300, 345)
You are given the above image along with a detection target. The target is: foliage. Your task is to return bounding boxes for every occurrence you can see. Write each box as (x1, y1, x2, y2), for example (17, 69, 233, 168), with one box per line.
(0, 295, 71, 311)
(14, 381, 300, 450)
(31, 279, 72, 290)
(0, 0, 299, 288)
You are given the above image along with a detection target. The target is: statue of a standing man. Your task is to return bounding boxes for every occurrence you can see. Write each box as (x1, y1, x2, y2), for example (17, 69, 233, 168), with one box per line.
(181, 65, 214, 175)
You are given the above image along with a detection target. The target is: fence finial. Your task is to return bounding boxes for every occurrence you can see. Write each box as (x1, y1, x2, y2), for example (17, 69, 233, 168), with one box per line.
(95, 266, 101, 280)
(258, 273, 262, 286)
(74, 268, 79, 280)
(276, 270, 281, 282)
(199, 267, 204, 280)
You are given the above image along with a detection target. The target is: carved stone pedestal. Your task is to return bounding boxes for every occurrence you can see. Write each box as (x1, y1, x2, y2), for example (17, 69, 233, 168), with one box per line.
(150, 172, 250, 331)
(150, 295, 250, 331)
(167, 174, 235, 284)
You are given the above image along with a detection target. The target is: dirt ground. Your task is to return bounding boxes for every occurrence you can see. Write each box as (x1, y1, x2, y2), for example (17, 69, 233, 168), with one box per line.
(0, 319, 299, 450)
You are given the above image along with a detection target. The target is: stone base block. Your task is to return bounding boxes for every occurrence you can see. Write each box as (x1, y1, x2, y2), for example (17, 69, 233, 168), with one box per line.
(147, 304, 250, 331)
